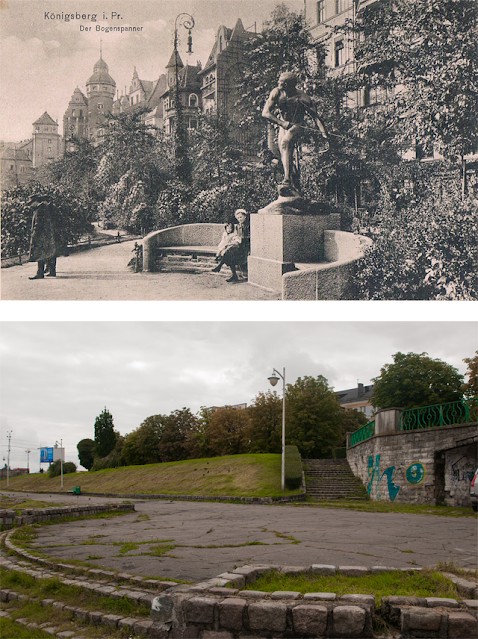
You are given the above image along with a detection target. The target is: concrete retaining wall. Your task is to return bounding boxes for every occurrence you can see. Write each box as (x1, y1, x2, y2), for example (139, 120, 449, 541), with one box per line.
(0, 503, 134, 529)
(347, 422, 478, 506)
(282, 231, 372, 300)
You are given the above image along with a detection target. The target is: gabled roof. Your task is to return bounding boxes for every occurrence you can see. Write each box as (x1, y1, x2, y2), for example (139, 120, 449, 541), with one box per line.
(336, 384, 374, 405)
(0, 146, 31, 161)
(33, 112, 58, 126)
(147, 74, 167, 108)
(67, 87, 88, 106)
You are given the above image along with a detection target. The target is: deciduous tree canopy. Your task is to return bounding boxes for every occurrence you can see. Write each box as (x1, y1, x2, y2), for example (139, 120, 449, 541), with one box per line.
(372, 352, 464, 409)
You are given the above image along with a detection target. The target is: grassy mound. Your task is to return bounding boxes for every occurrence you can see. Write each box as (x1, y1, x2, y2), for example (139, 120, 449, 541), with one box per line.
(0, 454, 301, 498)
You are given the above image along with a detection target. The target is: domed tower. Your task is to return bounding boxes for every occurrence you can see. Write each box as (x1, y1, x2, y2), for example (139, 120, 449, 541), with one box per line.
(63, 87, 88, 150)
(86, 49, 116, 145)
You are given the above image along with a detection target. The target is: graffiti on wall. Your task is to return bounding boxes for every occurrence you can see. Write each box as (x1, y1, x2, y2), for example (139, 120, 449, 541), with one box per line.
(405, 462, 427, 485)
(367, 454, 400, 502)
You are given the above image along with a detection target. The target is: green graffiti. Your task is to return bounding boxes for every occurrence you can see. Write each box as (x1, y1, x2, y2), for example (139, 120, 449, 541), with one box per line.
(405, 462, 426, 485)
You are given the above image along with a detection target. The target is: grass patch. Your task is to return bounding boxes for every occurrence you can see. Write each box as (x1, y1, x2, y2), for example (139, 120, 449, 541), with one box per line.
(0, 615, 53, 639)
(244, 568, 462, 603)
(0, 568, 151, 617)
(296, 499, 476, 517)
(0, 454, 300, 498)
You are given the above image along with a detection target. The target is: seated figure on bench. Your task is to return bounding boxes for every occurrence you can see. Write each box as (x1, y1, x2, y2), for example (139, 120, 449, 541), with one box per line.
(211, 222, 241, 282)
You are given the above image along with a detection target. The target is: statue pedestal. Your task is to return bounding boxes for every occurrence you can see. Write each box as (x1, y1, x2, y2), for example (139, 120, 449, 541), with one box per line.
(248, 211, 338, 291)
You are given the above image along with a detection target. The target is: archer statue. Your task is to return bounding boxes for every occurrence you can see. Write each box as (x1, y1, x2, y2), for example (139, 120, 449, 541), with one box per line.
(262, 72, 328, 197)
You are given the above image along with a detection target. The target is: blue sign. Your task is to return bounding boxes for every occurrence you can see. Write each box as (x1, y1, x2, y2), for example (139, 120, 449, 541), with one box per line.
(40, 447, 53, 463)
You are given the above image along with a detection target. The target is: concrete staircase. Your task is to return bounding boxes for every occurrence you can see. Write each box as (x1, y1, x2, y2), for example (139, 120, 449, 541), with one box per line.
(303, 458, 369, 501)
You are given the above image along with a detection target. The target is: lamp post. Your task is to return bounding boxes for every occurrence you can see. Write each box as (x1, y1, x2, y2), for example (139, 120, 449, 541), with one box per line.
(25, 449, 31, 473)
(173, 12, 194, 183)
(268, 368, 286, 491)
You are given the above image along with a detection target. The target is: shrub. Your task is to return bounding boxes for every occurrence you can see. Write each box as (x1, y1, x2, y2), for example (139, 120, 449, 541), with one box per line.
(332, 447, 347, 459)
(284, 445, 302, 490)
(48, 460, 77, 478)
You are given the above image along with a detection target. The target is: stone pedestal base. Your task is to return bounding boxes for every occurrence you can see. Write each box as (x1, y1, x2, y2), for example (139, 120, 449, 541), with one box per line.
(248, 214, 332, 291)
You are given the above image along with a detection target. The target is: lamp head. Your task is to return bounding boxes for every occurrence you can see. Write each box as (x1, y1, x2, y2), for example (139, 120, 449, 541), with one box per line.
(268, 372, 280, 387)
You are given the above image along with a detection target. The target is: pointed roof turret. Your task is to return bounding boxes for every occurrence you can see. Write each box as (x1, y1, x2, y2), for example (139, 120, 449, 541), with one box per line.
(166, 50, 184, 70)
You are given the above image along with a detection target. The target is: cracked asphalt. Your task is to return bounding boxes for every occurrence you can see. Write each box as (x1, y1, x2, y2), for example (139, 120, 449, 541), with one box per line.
(4, 492, 476, 583)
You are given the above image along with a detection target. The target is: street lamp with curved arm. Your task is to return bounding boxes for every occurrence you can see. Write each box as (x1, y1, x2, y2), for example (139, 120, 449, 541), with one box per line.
(268, 367, 285, 491)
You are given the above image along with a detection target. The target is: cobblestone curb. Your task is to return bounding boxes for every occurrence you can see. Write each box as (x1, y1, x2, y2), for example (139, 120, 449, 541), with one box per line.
(0, 502, 135, 529)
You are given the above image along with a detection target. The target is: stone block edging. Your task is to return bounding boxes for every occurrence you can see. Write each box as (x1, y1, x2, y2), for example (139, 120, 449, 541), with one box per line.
(4, 489, 306, 505)
(150, 563, 478, 638)
(0, 502, 134, 530)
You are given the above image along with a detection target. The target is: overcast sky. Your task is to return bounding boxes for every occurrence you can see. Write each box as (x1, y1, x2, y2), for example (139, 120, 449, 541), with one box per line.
(0, 0, 306, 142)
(0, 320, 476, 470)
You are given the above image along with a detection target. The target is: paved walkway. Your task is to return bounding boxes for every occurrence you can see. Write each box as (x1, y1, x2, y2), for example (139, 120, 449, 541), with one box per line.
(2, 491, 475, 583)
(1, 240, 279, 301)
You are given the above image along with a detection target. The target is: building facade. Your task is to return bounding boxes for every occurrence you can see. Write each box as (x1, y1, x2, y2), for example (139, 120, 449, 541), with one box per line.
(336, 383, 374, 418)
(32, 112, 61, 167)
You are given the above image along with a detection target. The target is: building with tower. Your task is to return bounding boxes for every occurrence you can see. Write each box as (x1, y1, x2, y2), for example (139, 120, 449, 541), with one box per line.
(32, 112, 61, 167)
(162, 50, 202, 135)
(85, 51, 116, 145)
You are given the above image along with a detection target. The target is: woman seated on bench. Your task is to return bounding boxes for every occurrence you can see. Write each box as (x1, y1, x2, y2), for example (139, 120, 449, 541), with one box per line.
(211, 222, 242, 282)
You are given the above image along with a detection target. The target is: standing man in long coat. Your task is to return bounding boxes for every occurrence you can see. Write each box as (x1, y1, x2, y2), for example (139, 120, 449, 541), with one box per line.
(28, 193, 60, 279)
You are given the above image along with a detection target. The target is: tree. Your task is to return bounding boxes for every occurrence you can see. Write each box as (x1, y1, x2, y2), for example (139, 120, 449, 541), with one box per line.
(338, 409, 370, 446)
(94, 408, 117, 458)
(462, 351, 478, 399)
(285, 376, 343, 459)
(121, 415, 165, 466)
(205, 407, 251, 457)
(76, 438, 95, 471)
(95, 109, 167, 232)
(157, 408, 199, 462)
(346, 0, 478, 160)
(248, 390, 282, 454)
(372, 352, 464, 409)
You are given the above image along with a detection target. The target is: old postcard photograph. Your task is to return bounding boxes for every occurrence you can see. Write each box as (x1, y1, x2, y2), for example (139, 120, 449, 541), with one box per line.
(1, 0, 476, 301)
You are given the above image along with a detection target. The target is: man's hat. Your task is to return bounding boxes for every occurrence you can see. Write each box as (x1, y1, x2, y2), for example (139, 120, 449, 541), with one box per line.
(28, 193, 49, 205)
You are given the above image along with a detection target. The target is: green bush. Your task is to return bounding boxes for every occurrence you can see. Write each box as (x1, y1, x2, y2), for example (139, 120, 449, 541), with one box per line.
(284, 445, 302, 490)
(48, 461, 77, 478)
(332, 447, 346, 459)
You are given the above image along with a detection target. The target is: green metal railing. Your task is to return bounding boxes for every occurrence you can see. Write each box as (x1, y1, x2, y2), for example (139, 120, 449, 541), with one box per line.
(399, 397, 478, 431)
(350, 420, 375, 446)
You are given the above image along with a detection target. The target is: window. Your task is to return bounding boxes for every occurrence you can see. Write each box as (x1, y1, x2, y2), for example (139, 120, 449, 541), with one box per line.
(189, 93, 198, 107)
(317, 0, 325, 23)
(48, 139, 51, 143)
(80, 110, 83, 117)
(334, 39, 345, 67)
(72, 109, 76, 116)
(164, 97, 170, 110)
(335, 0, 348, 13)
(189, 119, 198, 130)
(97, 104, 104, 110)
(10, 164, 14, 170)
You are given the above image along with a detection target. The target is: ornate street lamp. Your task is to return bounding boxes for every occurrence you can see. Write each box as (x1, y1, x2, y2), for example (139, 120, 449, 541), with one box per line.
(173, 13, 195, 183)
(268, 368, 286, 491)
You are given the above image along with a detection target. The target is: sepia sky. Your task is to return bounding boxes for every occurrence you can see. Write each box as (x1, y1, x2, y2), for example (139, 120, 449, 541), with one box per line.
(0, 0, 306, 142)
(0, 320, 476, 470)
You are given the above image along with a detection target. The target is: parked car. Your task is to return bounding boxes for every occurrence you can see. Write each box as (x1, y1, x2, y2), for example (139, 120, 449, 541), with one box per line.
(470, 468, 478, 512)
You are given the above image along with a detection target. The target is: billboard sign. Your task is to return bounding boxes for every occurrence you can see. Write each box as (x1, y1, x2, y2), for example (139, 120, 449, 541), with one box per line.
(40, 448, 64, 463)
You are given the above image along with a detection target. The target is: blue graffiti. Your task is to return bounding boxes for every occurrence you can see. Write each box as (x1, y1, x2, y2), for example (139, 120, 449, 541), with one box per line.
(367, 454, 400, 502)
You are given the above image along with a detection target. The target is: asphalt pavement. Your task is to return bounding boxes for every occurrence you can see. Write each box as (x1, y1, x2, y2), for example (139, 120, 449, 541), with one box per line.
(1, 240, 279, 301)
(2, 491, 476, 583)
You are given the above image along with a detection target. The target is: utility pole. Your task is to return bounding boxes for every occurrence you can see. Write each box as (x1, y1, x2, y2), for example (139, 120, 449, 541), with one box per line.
(25, 449, 31, 472)
(6, 431, 12, 487)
